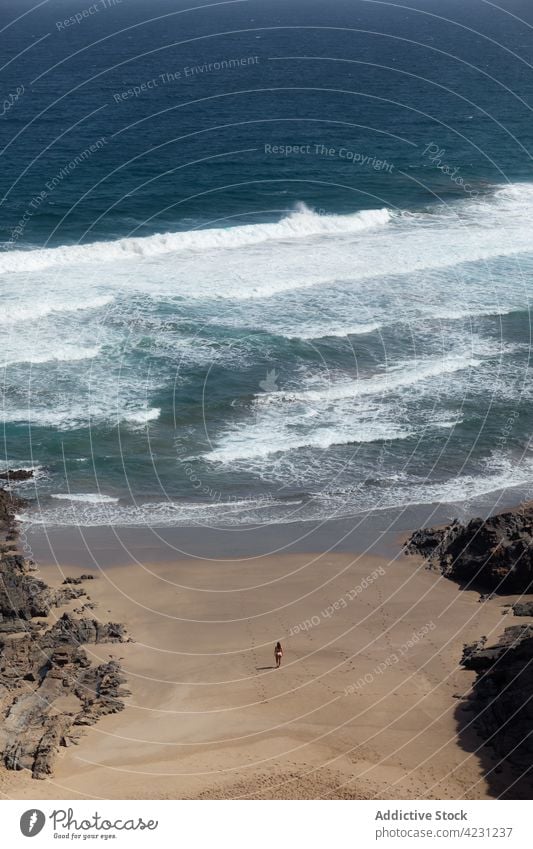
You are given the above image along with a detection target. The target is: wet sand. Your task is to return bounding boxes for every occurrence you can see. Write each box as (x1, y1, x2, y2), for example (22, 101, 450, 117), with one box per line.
(20, 498, 504, 568)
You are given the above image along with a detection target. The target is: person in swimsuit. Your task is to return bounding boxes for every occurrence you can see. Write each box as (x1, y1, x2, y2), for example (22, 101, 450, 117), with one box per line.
(274, 641, 283, 668)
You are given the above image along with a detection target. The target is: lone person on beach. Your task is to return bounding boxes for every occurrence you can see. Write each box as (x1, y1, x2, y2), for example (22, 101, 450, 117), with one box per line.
(274, 641, 283, 668)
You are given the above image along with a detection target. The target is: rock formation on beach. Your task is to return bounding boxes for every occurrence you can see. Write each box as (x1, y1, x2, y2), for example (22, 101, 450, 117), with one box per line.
(0, 469, 35, 483)
(512, 600, 533, 617)
(461, 625, 533, 783)
(0, 485, 25, 530)
(407, 506, 533, 593)
(409, 506, 533, 790)
(0, 482, 130, 780)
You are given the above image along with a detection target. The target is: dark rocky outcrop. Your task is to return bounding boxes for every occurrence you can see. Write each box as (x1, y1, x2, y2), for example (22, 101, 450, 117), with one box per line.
(0, 486, 25, 530)
(45, 611, 127, 647)
(409, 505, 533, 793)
(0, 553, 90, 634)
(513, 601, 533, 617)
(460, 626, 533, 784)
(406, 506, 533, 593)
(0, 554, 52, 626)
(63, 574, 95, 585)
(0, 469, 34, 483)
(0, 479, 130, 780)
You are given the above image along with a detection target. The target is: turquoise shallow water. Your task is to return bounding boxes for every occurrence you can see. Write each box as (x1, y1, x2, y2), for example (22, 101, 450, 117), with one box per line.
(2, 0, 533, 526)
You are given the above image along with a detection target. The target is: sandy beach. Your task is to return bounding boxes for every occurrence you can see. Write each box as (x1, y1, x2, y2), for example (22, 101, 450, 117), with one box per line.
(1, 520, 527, 801)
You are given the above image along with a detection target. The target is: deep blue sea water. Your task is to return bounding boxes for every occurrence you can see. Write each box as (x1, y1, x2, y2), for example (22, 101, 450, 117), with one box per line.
(2, 0, 533, 527)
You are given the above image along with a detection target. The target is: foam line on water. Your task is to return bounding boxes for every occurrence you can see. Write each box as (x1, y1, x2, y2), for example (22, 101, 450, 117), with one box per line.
(1, 405, 161, 430)
(254, 354, 482, 407)
(50, 493, 119, 504)
(0, 295, 114, 324)
(18, 452, 533, 528)
(0, 204, 391, 275)
(1, 345, 101, 367)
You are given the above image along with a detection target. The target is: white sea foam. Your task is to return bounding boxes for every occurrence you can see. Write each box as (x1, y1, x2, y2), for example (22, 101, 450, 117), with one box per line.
(0, 463, 46, 482)
(50, 493, 119, 504)
(120, 407, 161, 425)
(10, 181, 532, 286)
(1, 344, 101, 367)
(206, 419, 414, 464)
(0, 295, 114, 324)
(19, 451, 533, 528)
(422, 306, 520, 321)
(290, 321, 382, 339)
(0, 205, 391, 275)
(20, 495, 289, 527)
(1, 180, 531, 489)
(1, 404, 161, 429)
(254, 354, 481, 408)
(380, 452, 533, 514)
(205, 337, 510, 467)
(3, 184, 533, 313)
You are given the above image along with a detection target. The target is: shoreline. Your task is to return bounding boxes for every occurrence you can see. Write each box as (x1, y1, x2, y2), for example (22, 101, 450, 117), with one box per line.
(22, 481, 533, 569)
(0, 501, 530, 799)
(1, 482, 532, 800)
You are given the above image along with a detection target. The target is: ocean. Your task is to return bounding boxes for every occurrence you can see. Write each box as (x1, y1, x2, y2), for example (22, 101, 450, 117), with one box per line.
(2, 0, 533, 528)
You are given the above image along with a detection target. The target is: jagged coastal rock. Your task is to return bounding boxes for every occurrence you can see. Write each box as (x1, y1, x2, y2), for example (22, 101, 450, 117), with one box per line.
(409, 505, 533, 788)
(461, 625, 533, 781)
(0, 469, 35, 483)
(406, 506, 533, 592)
(0, 486, 25, 529)
(512, 601, 533, 617)
(0, 482, 130, 780)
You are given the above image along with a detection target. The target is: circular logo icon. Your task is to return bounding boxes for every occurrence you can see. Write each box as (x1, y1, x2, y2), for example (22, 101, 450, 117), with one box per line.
(20, 810, 46, 837)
